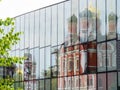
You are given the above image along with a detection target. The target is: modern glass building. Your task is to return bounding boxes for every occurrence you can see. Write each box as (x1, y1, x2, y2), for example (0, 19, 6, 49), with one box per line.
(8, 0, 120, 89)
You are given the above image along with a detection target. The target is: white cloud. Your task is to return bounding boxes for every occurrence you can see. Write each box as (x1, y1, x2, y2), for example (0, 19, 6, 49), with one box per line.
(0, 0, 64, 19)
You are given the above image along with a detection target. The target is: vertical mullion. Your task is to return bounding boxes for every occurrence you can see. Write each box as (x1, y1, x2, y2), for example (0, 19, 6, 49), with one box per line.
(28, 13, 30, 90)
(33, 11, 35, 90)
(63, 2, 65, 90)
(44, 8, 46, 90)
(57, 4, 58, 90)
(45, 9, 46, 47)
(50, 6, 52, 90)
(105, 0, 108, 90)
(23, 14, 25, 88)
(70, 1, 72, 90)
(33, 12, 35, 48)
(78, 0, 80, 89)
(39, 9, 41, 47)
(116, 0, 118, 89)
(18, 17, 21, 88)
(87, 0, 88, 90)
(39, 9, 41, 90)
(96, 0, 98, 90)
(32, 11, 36, 90)
(43, 9, 46, 90)
(44, 47, 46, 90)
(23, 15, 25, 51)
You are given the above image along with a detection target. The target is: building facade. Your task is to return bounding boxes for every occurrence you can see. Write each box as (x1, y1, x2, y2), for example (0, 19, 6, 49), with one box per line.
(9, 0, 120, 90)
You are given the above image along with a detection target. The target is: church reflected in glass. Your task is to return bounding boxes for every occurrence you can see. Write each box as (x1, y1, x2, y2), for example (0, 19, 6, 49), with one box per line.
(11, 0, 120, 90)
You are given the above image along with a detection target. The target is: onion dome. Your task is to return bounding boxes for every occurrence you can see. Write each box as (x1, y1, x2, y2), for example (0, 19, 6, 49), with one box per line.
(68, 14, 77, 23)
(80, 8, 95, 19)
(108, 12, 117, 22)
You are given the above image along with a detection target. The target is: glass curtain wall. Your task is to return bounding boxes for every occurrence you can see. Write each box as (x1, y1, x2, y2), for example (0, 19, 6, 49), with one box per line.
(11, 0, 120, 90)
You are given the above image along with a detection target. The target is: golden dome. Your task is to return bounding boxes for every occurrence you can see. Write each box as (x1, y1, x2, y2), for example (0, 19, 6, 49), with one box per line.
(88, 1, 100, 18)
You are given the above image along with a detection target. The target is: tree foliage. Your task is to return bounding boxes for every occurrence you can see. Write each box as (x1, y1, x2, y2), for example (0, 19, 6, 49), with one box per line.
(0, 77, 14, 90)
(0, 17, 25, 89)
(0, 17, 24, 67)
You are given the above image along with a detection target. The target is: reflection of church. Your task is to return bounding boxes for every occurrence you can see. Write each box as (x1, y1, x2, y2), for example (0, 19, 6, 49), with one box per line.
(24, 52, 36, 90)
(58, 6, 97, 90)
(98, 41, 116, 71)
(58, 0, 118, 89)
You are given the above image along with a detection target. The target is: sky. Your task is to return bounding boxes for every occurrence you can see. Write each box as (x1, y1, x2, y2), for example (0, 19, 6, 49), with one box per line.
(0, 0, 64, 19)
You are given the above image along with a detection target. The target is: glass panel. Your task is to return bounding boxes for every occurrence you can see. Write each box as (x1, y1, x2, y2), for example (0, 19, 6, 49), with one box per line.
(73, 76, 80, 89)
(14, 50, 20, 80)
(14, 81, 24, 90)
(107, 0, 116, 40)
(11, 23, 15, 50)
(28, 49, 34, 80)
(51, 46, 58, 77)
(64, 77, 68, 89)
(98, 73, 106, 90)
(118, 72, 120, 89)
(14, 82, 18, 90)
(34, 81, 39, 90)
(24, 49, 32, 80)
(117, 41, 120, 70)
(46, 7, 51, 46)
(8, 51, 15, 78)
(117, 0, 120, 39)
(14, 50, 24, 82)
(40, 9, 45, 47)
(107, 40, 116, 71)
(73, 52, 76, 76)
(15, 17, 20, 49)
(67, 76, 72, 89)
(108, 72, 117, 90)
(24, 81, 34, 90)
(40, 48, 45, 78)
(64, 1, 71, 47)
(35, 10, 40, 47)
(39, 80, 44, 90)
(29, 81, 34, 90)
(30, 12, 34, 48)
(79, 0, 87, 43)
(0, 67, 3, 78)
(80, 75, 87, 90)
(88, 41, 97, 73)
(58, 77, 67, 90)
(67, 51, 74, 76)
(4, 24, 8, 34)
(97, 43, 106, 72)
(58, 45, 67, 77)
(34, 48, 39, 79)
(71, 76, 75, 89)
(52, 78, 57, 90)
(45, 47, 51, 78)
(80, 46, 87, 74)
(19, 50, 24, 82)
(52, 5, 57, 46)
(97, 0, 106, 42)
(25, 14, 29, 48)
(20, 81, 24, 90)
(58, 3, 64, 45)
(59, 42, 87, 76)
(71, 0, 79, 45)
(5, 50, 16, 78)
(20, 15, 25, 49)
(45, 79, 50, 90)
(24, 82, 29, 90)
(87, 0, 96, 42)
(88, 74, 96, 90)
